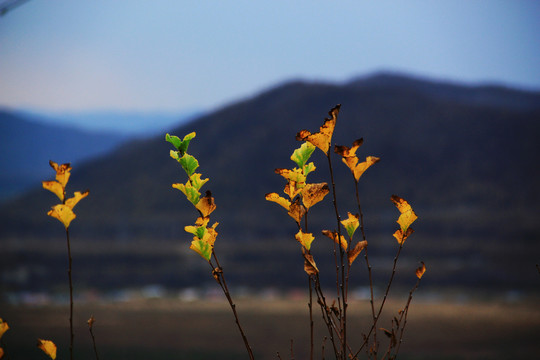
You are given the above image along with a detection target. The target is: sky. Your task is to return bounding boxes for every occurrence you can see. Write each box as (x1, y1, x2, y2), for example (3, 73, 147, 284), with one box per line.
(1, 0, 539, 114)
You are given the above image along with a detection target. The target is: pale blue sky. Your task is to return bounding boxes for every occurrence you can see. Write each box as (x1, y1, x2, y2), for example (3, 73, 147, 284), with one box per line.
(1, 0, 539, 113)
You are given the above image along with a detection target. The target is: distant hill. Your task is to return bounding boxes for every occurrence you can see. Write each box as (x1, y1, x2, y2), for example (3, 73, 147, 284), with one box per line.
(2, 73, 539, 294)
(0, 110, 129, 201)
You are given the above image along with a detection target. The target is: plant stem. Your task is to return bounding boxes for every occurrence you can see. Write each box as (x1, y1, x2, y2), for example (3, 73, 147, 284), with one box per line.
(211, 253, 255, 360)
(65, 227, 74, 360)
(326, 152, 347, 359)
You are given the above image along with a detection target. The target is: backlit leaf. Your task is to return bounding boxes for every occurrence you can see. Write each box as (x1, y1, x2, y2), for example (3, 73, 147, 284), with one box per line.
(47, 204, 76, 229)
(301, 183, 329, 210)
(265, 192, 292, 211)
(392, 228, 414, 245)
(303, 162, 316, 176)
(166, 132, 196, 155)
(37, 339, 57, 360)
(196, 191, 216, 217)
(288, 197, 306, 224)
(275, 168, 306, 185)
(0, 347, 4, 358)
(296, 105, 340, 154)
(190, 239, 212, 261)
(179, 154, 199, 177)
(348, 240, 368, 265)
(295, 230, 315, 251)
(42, 181, 64, 202)
(291, 142, 316, 168)
(172, 182, 201, 206)
(334, 138, 363, 159)
(341, 212, 360, 239)
(49, 160, 71, 187)
(0, 318, 8, 339)
(189, 173, 209, 191)
(416, 261, 426, 279)
(353, 156, 380, 182)
(304, 254, 319, 275)
(185, 224, 207, 239)
(390, 195, 418, 232)
(322, 229, 348, 250)
(284, 181, 302, 199)
(65, 190, 89, 209)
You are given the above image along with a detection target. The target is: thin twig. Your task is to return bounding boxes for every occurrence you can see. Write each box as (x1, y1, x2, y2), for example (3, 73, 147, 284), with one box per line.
(87, 315, 100, 360)
(65, 228, 74, 360)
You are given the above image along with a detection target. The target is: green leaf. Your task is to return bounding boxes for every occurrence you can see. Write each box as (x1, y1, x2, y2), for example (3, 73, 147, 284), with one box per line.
(189, 173, 209, 191)
(290, 142, 316, 168)
(172, 182, 201, 206)
(190, 239, 212, 261)
(179, 154, 199, 177)
(166, 132, 196, 155)
(303, 162, 316, 176)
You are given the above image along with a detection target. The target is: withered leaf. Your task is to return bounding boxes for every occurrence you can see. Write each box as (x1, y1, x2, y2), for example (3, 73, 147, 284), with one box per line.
(37, 339, 57, 360)
(301, 183, 329, 210)
(352, 156, 380, 182)
(195, 191, 216, 217)
(392, 228, 414, 245)
(322, 229, 347, 250)
(65, 190, 89, 210)
(42, 180, 65, 202)
(288, 197, 306, 224)
(304, 254, 319, 275)
(334, 138, 363, 158)
(0, 318, 8, 339)
(49, 160, 71, 187)
(348, 240, 368, 265)
(296, 105, 340, 154)
(265, 192, 292, 211)
(295, 230, 315, 251)
(416, 261, 426, 279)
(390, 195, 418, 232)
(47, 204, 76, 229)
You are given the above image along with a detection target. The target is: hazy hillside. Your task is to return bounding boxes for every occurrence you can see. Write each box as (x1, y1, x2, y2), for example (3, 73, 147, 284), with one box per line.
(2, 73, 539, 294)
(0, 111, 129, 201)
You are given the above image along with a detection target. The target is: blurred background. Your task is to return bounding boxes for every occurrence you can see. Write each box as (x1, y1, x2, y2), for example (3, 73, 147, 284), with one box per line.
(1, 1, 539, 359)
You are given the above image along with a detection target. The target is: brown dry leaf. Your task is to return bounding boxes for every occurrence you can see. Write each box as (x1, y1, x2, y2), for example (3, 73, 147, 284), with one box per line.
(335, 138, 363, 158)
(288, 197, 306, 224)
(295, 230, 315, 251)
(322, 229, 348, 250)
(42, 180, 65, 202)
(301, 183, 329, 210)
(37, 339, 57, 360)
(348, 240, 368, 265)
(265, 192, 292, 211)
(47, 204, 76, 229)
(65, 190, 89, 209)
(296, 105, 340, 154)
(390, 195, 418, 232)
(353, 156, 380, 181)
(416, 261, 426, 279)
(195, 191, 216, 217)
(304, 254, 319, 275)
(49, 160, 71, 187)
(392, 228, 414, 245)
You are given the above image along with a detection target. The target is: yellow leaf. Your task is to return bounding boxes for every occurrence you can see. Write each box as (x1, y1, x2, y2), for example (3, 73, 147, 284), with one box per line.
(0, 347, 3, 359)
(0, 318, 8, 339)
(301, 183, 329, 210)
(322, 229, 348, 250)
(37, 339, 57, 360)
(392, 228, 414, 245)
(190, 239, 213, 261)
(390, 195, 418, 232)
(352, 156, 380, 182)
(49, 160, 71, 187)
(195, 191, 216, 217)
(65, 190, 89, 209)
(296, 105, 340, 154)
(334, 138, 363, 158)
(265, 192, 291, 211)
(275, 168, 306, 185)
(42, 181, 64, 202)
(416, 261, 426, 279)
(341, 212, 360, 239)
(47, 204, 76, 229)
(348, 240, 368, 265)
(303, 254, 319, 275)
(295, 230, 315, 251)
(288, 197, 306, 225)
(283, 181, 302, 200)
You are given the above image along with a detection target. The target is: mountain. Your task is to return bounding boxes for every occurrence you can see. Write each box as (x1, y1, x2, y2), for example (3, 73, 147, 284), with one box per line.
(0, 110, 130, 201)
(2, 73, 539, 295)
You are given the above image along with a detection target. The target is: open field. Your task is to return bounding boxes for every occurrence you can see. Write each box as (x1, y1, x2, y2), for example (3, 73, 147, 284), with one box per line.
(2, 297, 539, 359)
